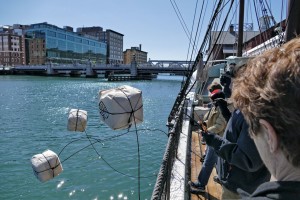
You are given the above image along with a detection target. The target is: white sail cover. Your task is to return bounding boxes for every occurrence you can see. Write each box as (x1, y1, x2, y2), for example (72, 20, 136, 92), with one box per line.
(98, 85, 143, 130)
(31, 150, 63, 182)
(67, 109, 88, 132)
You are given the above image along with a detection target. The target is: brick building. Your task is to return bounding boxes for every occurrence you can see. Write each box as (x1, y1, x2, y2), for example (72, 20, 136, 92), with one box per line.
(77, 27, 124, 64)
(123, 45, 147, 64)
(0, 25, 27, 66)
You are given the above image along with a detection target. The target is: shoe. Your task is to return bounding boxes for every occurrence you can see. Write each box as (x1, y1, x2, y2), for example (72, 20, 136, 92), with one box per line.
(188, 181, 205, 193)
(200, 154, 206, 162)
(213, 176, 222, 185)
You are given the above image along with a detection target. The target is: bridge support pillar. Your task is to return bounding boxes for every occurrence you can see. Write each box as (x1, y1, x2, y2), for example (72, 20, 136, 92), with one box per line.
(47, 62, 55, 75)
(130, 56, 137, 76)
(85, 61, 97, 78)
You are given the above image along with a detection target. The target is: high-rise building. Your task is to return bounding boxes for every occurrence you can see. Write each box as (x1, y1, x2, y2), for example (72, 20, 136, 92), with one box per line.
(25, 22, 107, 65)
(100, 30, 124, 64)
(77, 27, 124, 64)
(123, 45, 147, 64)
(77, 26, 103, 39)
(0, 25, 27, 66)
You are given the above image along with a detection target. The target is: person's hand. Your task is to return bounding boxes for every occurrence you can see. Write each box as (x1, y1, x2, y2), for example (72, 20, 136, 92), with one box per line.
(201, 131, 215, 146)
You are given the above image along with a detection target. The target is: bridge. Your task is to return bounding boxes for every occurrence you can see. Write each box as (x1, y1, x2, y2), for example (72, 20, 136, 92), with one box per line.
(8, 60, 194, 80)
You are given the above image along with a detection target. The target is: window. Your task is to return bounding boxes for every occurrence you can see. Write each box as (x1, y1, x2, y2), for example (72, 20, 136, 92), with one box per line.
(46, 38, 57, 49)
(67, 42, 75, 51)
(82, 39, 89, 45)
(67, 35, 74, 41)
(57, 40, 66, 50)
(57, 33, 66, 40)
(47, 30, 56, 37)
(74, 37, 82, 43)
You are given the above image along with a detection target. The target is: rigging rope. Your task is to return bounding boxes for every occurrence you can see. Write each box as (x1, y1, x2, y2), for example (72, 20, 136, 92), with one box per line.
(56, 128, 167, 179)
(198, 0, 235, 95)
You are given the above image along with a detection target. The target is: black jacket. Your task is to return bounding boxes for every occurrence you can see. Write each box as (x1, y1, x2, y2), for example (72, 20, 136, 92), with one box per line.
(205, 110, 271, 194)
(242, 181, 300, 199)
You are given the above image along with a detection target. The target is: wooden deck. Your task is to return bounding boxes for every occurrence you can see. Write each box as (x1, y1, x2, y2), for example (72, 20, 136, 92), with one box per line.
(190, 130, 222, 200)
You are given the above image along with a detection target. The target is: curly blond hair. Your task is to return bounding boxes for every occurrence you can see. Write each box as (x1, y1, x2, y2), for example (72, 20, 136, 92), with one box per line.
(232, 37, 300, 167)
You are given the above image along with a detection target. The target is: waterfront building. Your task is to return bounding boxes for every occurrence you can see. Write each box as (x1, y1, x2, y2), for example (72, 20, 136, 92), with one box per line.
(0, 24, 27, 66)
(77, 27, 124, 64)
(99, 29, 124, 64)
(76, 26, 103, 40)
(25, 22, 107, 65)
(123, 45, 148, 64)
(25, 31, 46, 65)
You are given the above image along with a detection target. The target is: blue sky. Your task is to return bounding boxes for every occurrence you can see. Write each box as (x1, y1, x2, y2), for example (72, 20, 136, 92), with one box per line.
(0, 0, 287, 61)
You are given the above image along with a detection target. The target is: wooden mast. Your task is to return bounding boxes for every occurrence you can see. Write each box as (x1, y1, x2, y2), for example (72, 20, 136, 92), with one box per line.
(285, 0, 300, 41)
(237, 0, 244, 56)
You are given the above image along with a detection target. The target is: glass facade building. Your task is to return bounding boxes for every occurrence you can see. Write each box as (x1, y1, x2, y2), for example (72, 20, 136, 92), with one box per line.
(26, 23, 107, 64)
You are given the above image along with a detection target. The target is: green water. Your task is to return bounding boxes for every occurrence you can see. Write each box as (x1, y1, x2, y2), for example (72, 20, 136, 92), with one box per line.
(0, 75, 182, 200)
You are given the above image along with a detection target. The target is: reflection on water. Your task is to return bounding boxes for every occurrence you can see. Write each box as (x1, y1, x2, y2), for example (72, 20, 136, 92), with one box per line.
(0, 75, 182, 200)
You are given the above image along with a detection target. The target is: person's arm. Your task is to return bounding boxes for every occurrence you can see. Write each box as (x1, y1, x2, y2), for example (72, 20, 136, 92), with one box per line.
(202, 117, 264, 172)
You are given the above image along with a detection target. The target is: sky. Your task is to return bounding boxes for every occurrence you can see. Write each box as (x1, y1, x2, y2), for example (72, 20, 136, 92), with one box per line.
(0, 0, 287, 61)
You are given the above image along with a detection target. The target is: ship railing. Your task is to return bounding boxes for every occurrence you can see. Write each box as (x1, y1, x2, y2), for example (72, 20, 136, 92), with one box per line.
(151, 99, 185, 200)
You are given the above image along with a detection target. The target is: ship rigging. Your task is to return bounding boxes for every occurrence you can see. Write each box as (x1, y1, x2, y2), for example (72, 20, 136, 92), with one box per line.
(151, 0, 300, 199)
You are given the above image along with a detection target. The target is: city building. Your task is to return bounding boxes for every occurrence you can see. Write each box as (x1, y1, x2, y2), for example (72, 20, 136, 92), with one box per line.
(25, 22, 107, 65)
(100, 29, 124, 64)
(0, 24, 27, 66)
(77, 27, 124, 64)
(77, 26, 103, 39)
(123, 45, 148, 64)
(25, 31, 46, 65)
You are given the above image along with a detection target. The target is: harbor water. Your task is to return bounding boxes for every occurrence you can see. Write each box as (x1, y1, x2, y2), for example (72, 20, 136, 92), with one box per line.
(0, 75, 183, 200)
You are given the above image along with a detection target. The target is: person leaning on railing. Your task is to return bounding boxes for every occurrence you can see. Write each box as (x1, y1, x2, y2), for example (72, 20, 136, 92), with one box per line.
(189, 82, 227, 194)
(231, 36, 300, 200)
(200, 63, 271, 199)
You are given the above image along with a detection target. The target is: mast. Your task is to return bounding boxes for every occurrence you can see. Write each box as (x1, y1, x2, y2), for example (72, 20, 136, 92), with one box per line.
(237, 0, 244, 56)
(285, 0, 300, 41)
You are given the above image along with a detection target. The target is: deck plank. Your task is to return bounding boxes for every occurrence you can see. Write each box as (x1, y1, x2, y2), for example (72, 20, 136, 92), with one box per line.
(190, 131, 221, 200)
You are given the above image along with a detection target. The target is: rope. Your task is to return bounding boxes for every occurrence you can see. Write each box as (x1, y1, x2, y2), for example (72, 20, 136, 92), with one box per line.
(75, 109, 79, 132)
(117, 87, 141, 200)
(56, 128, 166, 179)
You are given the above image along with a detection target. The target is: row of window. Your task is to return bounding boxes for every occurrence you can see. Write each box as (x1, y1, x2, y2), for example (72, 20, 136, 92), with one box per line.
(0, 36, 20, 40)
(0, 52, 22, 56)
(0, 48, 21, 51)
(46, 50, 106, 63)
(0, 58, 22, 62)
(46, 38, 106, 54)
(109, 32, 123, 40)
(46, 30, 104, 47)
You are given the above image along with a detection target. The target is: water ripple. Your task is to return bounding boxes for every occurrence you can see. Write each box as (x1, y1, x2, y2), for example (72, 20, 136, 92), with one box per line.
(0, 75, 182, 200)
